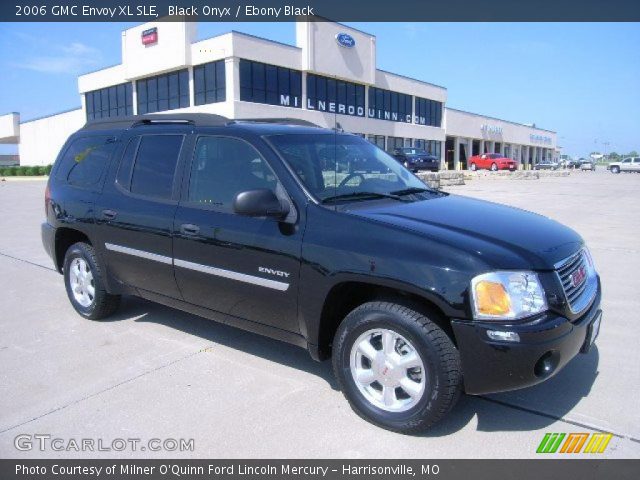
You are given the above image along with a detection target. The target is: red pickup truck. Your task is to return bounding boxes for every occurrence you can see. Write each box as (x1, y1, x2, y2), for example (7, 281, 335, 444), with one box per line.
(469, 153, 517, 171)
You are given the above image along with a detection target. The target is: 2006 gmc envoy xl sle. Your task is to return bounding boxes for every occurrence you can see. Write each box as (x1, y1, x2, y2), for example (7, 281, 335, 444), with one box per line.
(42, 114, 602, 433)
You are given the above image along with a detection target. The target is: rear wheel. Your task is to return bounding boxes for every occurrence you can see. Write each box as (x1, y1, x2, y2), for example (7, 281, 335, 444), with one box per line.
(63, 242, 120, 320)
(332, 301, 461, 433)
(470, 163, 477, 171)
(490, 163, 498, 171)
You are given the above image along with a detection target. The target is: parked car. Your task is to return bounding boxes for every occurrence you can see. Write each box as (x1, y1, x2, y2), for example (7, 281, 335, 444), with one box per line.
(607, 157, 640, 174)
(534, 161, 559, 170)
(391, 147, 440, 172)
(580, 160, 595, 171)
(42, 114, 602, 433)
(468, 153, 516, 171)
(565, 159, 580, 169)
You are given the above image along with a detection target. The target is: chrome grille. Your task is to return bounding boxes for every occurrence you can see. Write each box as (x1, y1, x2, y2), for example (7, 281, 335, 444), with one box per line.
(555, 249, 597, 315)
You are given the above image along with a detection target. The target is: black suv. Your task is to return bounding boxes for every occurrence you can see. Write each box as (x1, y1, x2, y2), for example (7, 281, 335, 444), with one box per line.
(391, 147, 440, 172)
(42, 114, 602, 433)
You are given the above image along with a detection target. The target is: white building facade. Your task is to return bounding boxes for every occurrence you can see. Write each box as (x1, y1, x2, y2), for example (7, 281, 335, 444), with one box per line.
(0, 20, 556, 168)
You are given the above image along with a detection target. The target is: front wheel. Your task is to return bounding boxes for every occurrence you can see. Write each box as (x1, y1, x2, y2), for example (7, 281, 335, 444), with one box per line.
(332, 302, 461, 433)
(63, 242, 121, 320)
(611, 166, 620, 174)
(490, 163, 498, 171)
(470, 163, 477, 171)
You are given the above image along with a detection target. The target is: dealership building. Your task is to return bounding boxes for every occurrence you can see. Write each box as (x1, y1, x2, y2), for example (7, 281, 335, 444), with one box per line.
(0, 20, 558, 169)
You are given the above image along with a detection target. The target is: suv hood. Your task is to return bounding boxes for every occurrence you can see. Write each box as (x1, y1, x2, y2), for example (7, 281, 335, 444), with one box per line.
(346, 194, 583, 270)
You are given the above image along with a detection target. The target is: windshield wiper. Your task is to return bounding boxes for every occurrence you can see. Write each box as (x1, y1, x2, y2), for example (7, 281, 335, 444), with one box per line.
(321, 191, 410, 204)
(390, 187, 433, 196)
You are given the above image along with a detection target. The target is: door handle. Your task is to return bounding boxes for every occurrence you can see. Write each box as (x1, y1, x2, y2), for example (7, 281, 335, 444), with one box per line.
(180, 223, 200, 236)
(102, 209, 117, 220)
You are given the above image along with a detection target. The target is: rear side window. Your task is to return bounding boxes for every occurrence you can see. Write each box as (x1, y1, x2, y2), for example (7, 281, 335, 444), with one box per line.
(119, 135, 183, 200)
(56, 135, 115, 187)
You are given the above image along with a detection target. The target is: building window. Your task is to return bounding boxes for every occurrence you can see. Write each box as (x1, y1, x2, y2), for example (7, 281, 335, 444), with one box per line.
(137, 69, 189, 114)
(387, 136, 405, 152)
(414, 97, 443, 127)
(239, 59, 301, 108)
(426, 140, 442, 157)
(306, 74, 365, 117)
(366, 135, 386, 150)
(368, 87, 412, 123)
(194, 60, 226, 106)
(85, 83, 133, 120)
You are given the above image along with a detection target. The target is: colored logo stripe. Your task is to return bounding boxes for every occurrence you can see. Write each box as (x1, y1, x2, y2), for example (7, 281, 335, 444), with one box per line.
(583, 433, 612, 453)
(536, 432, 613, 454)
(536, 433, 565, 453)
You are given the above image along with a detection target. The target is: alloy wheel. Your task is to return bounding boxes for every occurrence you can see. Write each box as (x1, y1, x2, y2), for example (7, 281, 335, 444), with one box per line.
(349, 328, 426, 412)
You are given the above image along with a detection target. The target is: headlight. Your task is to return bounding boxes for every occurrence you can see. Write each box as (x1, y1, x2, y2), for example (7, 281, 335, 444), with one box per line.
(470, 271, 548, 321)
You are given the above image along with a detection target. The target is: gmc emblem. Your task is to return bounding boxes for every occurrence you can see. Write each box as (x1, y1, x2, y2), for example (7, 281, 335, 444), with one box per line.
(570, 266, 586, 288)
(141, 27, 158, 46)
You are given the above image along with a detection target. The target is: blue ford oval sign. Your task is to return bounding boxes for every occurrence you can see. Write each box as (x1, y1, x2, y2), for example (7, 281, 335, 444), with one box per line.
(335, 33, 356, 48)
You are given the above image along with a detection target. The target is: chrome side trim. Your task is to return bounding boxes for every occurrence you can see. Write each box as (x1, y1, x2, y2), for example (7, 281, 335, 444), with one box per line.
(104, 243, 173, 265)
(174, 258, 289, 292)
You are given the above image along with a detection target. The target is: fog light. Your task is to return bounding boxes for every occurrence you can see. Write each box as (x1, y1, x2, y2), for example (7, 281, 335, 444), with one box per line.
(534, 351, 558, 378)
(487, 330, 520, 342)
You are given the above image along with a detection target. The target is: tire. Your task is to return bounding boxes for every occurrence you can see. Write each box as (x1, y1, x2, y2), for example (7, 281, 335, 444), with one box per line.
(470, 163, 477, 171)
(332, 301, 461, 433)
(63, 242, 120, 320)
(611, 166, 620, 174)
(490, 163, 498, 172)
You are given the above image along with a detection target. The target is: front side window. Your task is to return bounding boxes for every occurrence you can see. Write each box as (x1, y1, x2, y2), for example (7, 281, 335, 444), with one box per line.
(56, 135, 116, 187)
(188, 137, 278, 211)
(269, 133, 427, 202)
(128, 135, 184, 199)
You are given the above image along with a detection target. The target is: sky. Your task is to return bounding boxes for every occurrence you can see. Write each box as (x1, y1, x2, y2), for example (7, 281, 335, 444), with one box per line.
(1, 21, 639, 157)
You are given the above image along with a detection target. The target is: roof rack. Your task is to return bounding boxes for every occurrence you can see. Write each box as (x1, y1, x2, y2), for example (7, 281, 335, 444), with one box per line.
(82, 113, 230, 131)
(230, 118, 320, 128)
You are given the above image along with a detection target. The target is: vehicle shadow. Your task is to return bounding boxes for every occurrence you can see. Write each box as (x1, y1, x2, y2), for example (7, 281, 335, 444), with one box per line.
(105, 296, 599, 436)
(421, 345, 600, 437)
(107, 296, 339, 390)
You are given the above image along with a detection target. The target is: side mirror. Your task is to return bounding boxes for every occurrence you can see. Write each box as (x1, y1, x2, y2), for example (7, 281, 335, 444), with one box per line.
(233, 189, 290, 219)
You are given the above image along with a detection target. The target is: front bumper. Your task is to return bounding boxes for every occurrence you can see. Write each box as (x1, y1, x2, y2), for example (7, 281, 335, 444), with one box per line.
(451, 282, 602, 395)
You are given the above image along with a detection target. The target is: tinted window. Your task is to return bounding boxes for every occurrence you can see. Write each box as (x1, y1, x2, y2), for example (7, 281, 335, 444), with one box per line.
(188, 137, 277, 210)
(115, 137, 140, 189)
(414, 97, 443, 127)
(368, 87, 412, 123)
(239, 59, 301, 108)
(307, 73, 365, 117)
(56, 135, 115, 187)
(130, 135, 183, 199)
(194, 60, 226, 106)
(85, 82, 133, 120)
(136, 70, 189, 114)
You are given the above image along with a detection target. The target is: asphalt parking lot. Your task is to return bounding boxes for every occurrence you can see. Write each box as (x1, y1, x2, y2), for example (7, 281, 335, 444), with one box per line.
(0, 169, 638, 459)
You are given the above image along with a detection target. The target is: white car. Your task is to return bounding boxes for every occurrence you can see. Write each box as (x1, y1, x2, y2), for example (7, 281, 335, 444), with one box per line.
(607, 157, 640, 173)
(580, 161, 595, 171)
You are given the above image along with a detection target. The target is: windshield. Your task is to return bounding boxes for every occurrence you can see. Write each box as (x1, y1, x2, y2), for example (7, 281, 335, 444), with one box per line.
(269, 133, 429, 202)
(488, 153, 504, 159)
(401, 148, 428, 155)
